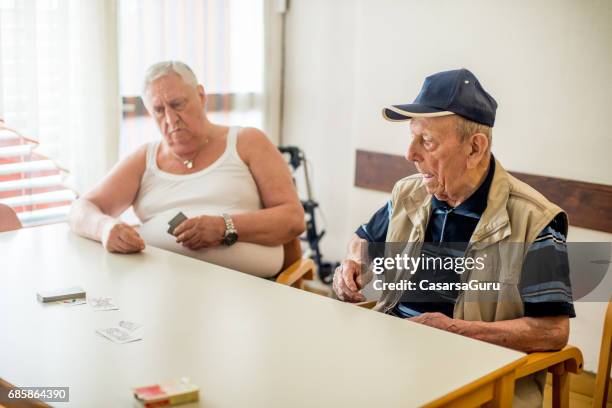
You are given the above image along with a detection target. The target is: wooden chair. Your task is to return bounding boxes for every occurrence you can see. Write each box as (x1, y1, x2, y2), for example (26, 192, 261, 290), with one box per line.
(514, 345, 583, 407)
(356, 300, 584, 407)
(593, 299, 612, 407)
(0, 204, 21, 232)
(275, 237, 316, 289)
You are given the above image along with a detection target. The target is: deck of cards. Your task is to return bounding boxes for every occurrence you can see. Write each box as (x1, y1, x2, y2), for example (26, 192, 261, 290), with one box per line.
(167, 212, 187, 235)
(37, 286, 86, 303)
(133, 378, 199, 407)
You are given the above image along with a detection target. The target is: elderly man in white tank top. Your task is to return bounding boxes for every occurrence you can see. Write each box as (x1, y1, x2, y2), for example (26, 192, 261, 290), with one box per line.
(69, 61, 305, 277)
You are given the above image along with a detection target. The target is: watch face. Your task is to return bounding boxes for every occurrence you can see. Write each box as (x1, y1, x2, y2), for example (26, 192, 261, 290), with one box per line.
(224, 232, 238, 246)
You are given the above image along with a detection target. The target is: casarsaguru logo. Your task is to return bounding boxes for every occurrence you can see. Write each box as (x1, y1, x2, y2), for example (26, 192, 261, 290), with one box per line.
(373, 279, 501, 292)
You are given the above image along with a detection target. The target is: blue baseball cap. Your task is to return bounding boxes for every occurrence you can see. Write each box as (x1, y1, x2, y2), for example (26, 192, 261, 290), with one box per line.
(382, 68, 498, 127)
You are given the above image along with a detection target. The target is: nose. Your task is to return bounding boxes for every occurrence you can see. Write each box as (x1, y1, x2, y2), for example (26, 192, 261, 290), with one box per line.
(406, 136, 421, 163)
(164, 108, 180, 129)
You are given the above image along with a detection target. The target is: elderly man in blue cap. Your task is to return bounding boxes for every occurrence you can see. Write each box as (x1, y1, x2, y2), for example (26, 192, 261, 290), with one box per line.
(333, 68, 575, 407)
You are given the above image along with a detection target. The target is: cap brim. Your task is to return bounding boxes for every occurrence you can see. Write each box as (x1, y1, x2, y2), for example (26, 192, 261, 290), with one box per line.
(382, 104, 455, 122)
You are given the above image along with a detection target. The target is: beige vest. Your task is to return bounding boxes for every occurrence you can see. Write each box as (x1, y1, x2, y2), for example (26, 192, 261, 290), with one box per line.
(375, 158, 566, 407)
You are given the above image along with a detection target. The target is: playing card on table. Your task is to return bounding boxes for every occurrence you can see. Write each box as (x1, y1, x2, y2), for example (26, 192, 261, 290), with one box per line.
(96, 327, 142, 344)
(88, 297, 119, 311)
(118, 320, 142, 331)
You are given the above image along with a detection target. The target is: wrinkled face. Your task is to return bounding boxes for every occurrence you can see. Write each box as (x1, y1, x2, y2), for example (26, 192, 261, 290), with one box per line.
(144, 73, 207, 155)
(406, 116, 471, 203)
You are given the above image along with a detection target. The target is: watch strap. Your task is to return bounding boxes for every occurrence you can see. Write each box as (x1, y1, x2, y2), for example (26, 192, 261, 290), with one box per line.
(222, 213, 236, 233)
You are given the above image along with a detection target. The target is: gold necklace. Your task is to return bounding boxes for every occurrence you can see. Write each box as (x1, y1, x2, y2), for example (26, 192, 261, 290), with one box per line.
(170, 137, 209, 169)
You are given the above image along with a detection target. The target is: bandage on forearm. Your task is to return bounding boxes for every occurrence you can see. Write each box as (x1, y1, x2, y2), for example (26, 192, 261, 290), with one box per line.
(69, 199, 119, 246)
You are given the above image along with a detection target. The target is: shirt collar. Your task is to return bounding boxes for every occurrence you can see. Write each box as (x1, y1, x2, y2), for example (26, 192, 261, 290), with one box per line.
(431, 156, 496, 217)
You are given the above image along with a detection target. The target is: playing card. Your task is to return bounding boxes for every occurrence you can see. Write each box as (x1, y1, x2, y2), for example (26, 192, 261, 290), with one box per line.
(167, 212, 188, 235)
(88, 297, 119, 311)
(96, 327, 142, 344)
(118, 320, 142, 331)
(57, 298, 87, 306)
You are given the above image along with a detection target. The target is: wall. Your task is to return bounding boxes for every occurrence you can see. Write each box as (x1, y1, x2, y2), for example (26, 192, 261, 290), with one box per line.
(283, 0, 612, 372)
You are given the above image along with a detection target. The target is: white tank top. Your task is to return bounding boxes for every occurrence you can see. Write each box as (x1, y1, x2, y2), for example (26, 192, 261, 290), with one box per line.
(133, 126, 283, 277)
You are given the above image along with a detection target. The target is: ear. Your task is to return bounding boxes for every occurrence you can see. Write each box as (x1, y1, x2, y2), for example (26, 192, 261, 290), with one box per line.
(196, 84, 206, 107)
(465, 133, 489, 169)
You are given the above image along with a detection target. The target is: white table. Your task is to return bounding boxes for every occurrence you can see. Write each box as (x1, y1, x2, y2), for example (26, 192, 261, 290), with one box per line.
(0, 224, 525, 407)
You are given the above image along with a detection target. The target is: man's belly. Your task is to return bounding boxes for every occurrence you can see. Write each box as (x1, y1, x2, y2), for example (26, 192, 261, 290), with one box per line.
(137, 210, 284, 278)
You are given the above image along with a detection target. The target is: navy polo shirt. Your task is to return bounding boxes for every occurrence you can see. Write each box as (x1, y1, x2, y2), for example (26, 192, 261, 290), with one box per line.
(356, 159, 575, 319)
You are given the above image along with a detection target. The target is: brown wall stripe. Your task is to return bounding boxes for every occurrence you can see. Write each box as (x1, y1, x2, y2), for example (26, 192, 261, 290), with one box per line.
(355, 149, 612, 233)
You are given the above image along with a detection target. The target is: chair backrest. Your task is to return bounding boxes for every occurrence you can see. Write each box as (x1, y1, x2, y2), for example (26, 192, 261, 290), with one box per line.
(282, 237, 302, 271)
(593, 298, 612, 407)
(0, 204, 21, 232)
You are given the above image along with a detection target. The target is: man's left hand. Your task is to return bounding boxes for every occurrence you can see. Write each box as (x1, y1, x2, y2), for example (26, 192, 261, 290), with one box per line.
(408, 312, 462, 334)
(173, 215, 225, 250)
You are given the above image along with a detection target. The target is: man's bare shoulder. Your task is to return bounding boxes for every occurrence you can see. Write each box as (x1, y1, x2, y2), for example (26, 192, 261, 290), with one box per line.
(128, 143, 149, 160)
(111, 143, 149, 175)
(235, 127, 275, 163)
(237, 127, 270, 145)
(81, 142, 150, 204)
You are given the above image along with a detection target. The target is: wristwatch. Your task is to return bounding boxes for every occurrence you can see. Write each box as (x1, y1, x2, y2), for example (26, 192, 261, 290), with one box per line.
(221, 213, 238, 246)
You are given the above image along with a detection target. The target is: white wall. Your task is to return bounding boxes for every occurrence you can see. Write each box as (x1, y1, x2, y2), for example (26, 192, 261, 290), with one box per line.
(283, 0, 612, 372)
(283, 0, 358, 259)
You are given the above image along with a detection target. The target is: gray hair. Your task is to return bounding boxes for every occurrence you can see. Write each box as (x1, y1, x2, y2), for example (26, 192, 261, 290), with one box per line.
(455, 115, 493, 151)
(142, 61, 198, 96)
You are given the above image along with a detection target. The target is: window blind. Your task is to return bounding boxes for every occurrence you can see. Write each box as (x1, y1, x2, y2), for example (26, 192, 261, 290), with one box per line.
(0, 126, 76, 226)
